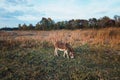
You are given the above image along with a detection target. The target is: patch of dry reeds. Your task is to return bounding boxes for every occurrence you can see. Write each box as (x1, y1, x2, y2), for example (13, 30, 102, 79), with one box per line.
(0, 27, 120, 49)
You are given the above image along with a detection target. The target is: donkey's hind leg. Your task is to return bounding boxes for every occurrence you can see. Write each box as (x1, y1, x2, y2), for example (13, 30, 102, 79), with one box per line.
(54, 48, 58, 56)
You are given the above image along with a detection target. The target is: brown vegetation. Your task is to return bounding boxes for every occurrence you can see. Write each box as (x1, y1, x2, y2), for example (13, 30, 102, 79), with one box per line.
(0, 27, 120, 49)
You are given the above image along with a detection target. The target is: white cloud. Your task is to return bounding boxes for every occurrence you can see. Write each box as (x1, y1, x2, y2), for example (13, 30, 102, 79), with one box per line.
(16, 15, 39, 21)
(1, 0, 120, 20)
(31, 0, 120, 20)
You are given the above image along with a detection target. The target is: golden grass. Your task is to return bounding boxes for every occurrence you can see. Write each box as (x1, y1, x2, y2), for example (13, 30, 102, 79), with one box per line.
(0, 27, 120, 49)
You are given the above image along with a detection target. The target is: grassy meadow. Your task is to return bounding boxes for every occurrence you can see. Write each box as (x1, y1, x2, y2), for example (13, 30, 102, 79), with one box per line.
(0, 28, 120, 80)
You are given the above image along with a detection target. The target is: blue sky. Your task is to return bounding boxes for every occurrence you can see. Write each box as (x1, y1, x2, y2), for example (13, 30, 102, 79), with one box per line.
(0, 0, 120, 28)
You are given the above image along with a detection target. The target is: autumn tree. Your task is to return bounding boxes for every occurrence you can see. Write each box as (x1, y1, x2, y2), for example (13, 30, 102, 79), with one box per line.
(114, 15, 120, 27)
(97, 16, 111, 28)
(18, 15, 120, 30)
(88, 18, 98, 29)
(28, 24, 34, 30)
(47, 18, 55, 30)
(20, 23, 28, 30)
(18, 24, 22, 30)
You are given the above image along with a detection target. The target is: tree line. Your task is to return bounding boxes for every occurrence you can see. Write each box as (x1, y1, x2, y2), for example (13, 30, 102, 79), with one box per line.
(1, 15, 120, 31)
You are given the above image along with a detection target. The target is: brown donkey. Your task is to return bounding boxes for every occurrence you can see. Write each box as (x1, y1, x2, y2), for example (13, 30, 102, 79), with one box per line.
(54, 41, 75, 58)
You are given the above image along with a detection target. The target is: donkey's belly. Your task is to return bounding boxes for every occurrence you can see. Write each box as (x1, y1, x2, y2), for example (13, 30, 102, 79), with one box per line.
(58, 48, 66, 51)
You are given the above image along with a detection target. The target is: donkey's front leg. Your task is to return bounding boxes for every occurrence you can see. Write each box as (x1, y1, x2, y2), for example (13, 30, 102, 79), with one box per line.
(64, 50, 69, 58)
(63, 51, 66, 58)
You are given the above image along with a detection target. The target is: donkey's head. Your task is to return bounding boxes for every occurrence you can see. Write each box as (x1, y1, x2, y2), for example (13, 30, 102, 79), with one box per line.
(69, 51, 75, 58)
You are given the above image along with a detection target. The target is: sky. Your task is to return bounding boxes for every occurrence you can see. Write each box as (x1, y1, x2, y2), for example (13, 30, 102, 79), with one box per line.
(0, 0, 120, 28)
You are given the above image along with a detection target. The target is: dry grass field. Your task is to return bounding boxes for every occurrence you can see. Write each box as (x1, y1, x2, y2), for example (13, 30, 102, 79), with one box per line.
(0, 27, 120, 80)
(1, 27, 120, 48)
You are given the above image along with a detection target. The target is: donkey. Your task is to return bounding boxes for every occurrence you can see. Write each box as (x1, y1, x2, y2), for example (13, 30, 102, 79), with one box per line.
(54, 41, 74, 58)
